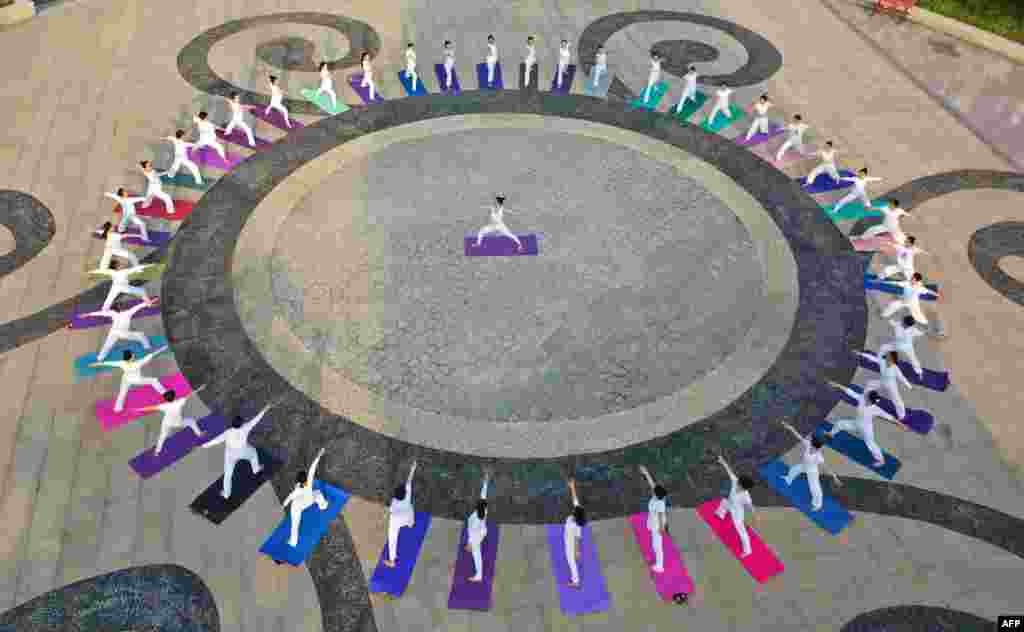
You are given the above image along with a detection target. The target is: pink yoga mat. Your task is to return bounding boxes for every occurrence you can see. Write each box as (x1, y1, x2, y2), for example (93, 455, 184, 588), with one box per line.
(187, 146, 242, 170)
(95, 373, 192, 432)
(696, 499, 783, 583)
(851, 234, 900, 256)
(628, 513, 695, 603)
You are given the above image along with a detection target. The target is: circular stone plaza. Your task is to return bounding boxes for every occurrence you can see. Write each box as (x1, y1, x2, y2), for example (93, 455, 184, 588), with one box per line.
(1, 1, 1023, 631)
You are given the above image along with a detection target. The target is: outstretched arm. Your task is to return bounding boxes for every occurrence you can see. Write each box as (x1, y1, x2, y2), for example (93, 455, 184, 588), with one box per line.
(568, 477, 580, 506)
(282, 488, 300, 508)
(87, 268, 114, 278)
(241, 404, 271, 435)
(405, 459, 417, 499)
(897, 369, 914, 390)
(306, 447, 326, 487)
(717, 455, 737, 482)
(638, 465, 656, 491)
(81, 308, 115, 319)
(136, 346, 168, 367)
(126, 197, 147, 205)
(124, 297, 157, 317)
(88, 360, 122, 369)
(201, 433, 228, 448)
(826, 381, 860, 402)
(780, 421, 805, 441)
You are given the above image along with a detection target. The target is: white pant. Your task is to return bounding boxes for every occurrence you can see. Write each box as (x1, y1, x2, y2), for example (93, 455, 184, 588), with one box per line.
(387, 515, 413, 562)
(444, 61, 454, 89)
(676, 84, 697, 111)
(565, 536, 580, 584)
(289, 495, 328, 546)
(832, 418, 883, 463)
(144, 190, 174, 215)
(314, 86, 338, 110)
(776, 137, 804, 162)
(222, 446, 261, 498)
(592, 65, 605, 88)
(476, 223, 521, 248)
(115, 375, 166, 412)
(117, 214, 148, 242)
(469, 536, 484, 580)
(196, 137, 227, 160)
(878, 342, 922, 377)
(881, 297, 927, 324)
(100, 246, 139, 270)
(225, 118, 255, 146)
(745, 116, 769, 140)
(881, 262, 914, 281)
(405, 65, 418, 88)
(168, 154, 202, 184)
(102, 283, 147, 311)
(98, 329, 149, 362)
(784, 464, 823, 510)
(807, 162, 840, 184)
(556, 62, 568, 87)
(360, 74, 376, 101)
(833, 189, 871, 213)
(861, 223, 904, 243)
(486, 57, 497, 83)
(649, 527, 665, 572)
(643, 73, 659, 102)
(708, 102, 730, 124)
(523, 60, 535, 86)
(881, 380, 906, 418)
(155, 415, 201, 454)
(265, 102, 292, 127)
(714, 499, 751, 556)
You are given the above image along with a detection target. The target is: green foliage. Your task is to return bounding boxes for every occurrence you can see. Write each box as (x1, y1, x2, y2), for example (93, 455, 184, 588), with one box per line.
(917, 0, 1024, 43)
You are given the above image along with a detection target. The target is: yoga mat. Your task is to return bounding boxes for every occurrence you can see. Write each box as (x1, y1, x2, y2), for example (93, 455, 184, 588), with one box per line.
(701, 104, 747, 133)
(447, 521, 500, 611)
(758, 460, 853, 535)
(519, 62, 540, 91)
(368, 512, 432, 597)
(581, 70, 610, 98)
(75, 335, 168, 379)
(190, 450, 283, 525)
(112, 199, 193, 221)
(801, 169, 856, 194)
(475, 62, 504, 90)
(300, 88, 350, 115)
(433, 64, 461, 95)
(859, 350, 950, 391)
(398, 71, 429, 96)
(841, 384, 934, 434)
(821, 200, 884, 222)
(545, 524, 611, 615)
(630, 81, 668, 111)
(696, 500, 784, 583)
(627, 513, 695, 603)
(216, 127, 273, 150)
(259, 482, 351, 565)
(251, 106, 303, 131)
(129, 413, 228, 479)
(864, 278, 938, 301)
(816, 422, 901, 479)
(160, 172, 210, 191)
(865, 272, 939, 292)
(92, 229, 171, 247)
(550, 64, 576, 94)
(187, 146, 241, 170)
(464, 234, 539, 256)
(672, 90, 708, 122)
(68, 300, 161, 330)
(735, 122, 785, 147)
(95, 373, 193, 431)
(851, 235, 901, 256)
(348, 74, 385, 103)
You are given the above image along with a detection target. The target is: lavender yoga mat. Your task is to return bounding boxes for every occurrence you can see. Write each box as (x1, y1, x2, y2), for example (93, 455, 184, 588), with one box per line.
(550, 64, 576, 94)
(735, 123, 785, 147)
(859, 351, 950, 391)
(434, 64, 461, 94)
(68, 300, 161, 330)
(187, 146, 242, 170)
(216, 127, 273, 149)
(348, 74, 385, 103)
(545, 524, 611, 616)
(250, 106, 303, 131)
(447, 522, 500, 611)
(129, 414, 227, 479)
(464, 234, 539, 256)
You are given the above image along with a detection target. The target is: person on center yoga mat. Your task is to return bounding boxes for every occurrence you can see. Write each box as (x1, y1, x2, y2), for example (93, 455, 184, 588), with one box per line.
(201, 405, 270, 498)
(442, 40, 456, 90)
(485, 35, 499, 86)
(863, 315, 926, 379)
(775, 114, 808, 162)
(638, 465, 668, 573)
(265, 75, 293, 128)
(105, 188, 150, 242)
(744, 94, 772, 141)
(85, 296, 158, 362)
(864, 351, 913, 419)
(806, 141, 840, 185)
(563, 478, 587, 588)
(192, 112, 228, 161)
(405, 43, 419, 91)
(882, 235, 928, 281)
(90, 260, 155, 311)
(359, 52, 377, 101)
(163, 129, 202, 185)
(138, 161, 174, 215)
(96, 222, 139, 269)
(675, 65, 700, 114)
(831, 167, 881, 215)
(475, 195, 524, 251)
(858, 199, 909, 244)
(465, 473, 491, 582)
(643, 51, 662, 103)
(135, 384, 207, 455)
(880, 272, 940, 325)
(282, 448, 330, 547)
(225, 93, 258, 147)
(90, 346, 168, 412)
(714, 456, 758, 558)
(707, 82, 734, 125)
(779, 421, 841, 512)
(556, 40, 571, 89)
(825, 381, 901, 467)
(385, 460, 418, 567)
(592, 45, 607, 89)
(523, 36, 537, 87)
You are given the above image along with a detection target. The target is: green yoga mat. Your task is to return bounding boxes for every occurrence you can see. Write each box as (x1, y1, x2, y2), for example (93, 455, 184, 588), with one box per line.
(631, 82, 668, 111)
(701, 105, 747, 133)
(821, 201, 884, 222)
(300, 88, 350, 115)
(672, 91, 708, 123)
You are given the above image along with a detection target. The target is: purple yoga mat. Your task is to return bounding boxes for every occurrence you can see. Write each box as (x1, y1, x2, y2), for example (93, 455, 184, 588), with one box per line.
(550, 64, 576, 94)
(187, 146, 242, 170)
(735, 123, 785, 147)
(842, 384, 934, 434)
(434, 64, 461, 94)
(93, 229, 171, 247)
(464, 234, 539, 256)
(545, 524, 611, 616)
(129, 414, 227, 479)
(68, 300, 161, 330)
(447, 522, 500, 610)
(348, 74, 385, 103)
(859, 352, 950, 391)
(216, 127, 273, 149)
(250, 107, 303, 131)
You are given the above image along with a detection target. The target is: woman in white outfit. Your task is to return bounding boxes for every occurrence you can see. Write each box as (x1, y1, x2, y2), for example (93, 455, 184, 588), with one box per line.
(674, 66, 699, 113)
(315, 63, 339, 110)
(105, 189, 150, 241)
(96, 222, 140, 269)
(592, 45, 607, 89)
(405, 44, 418, 90)
(83, 296, 157, 362)
(826, 381, 902, 466)
(201, 406, 269, 498)
(464, 475, 490, 582)
(707, 83, 734, 124)
(265, 76, 293, 127)
(779, 422, 841, 512)
(744, 94, 772, 140)
(523, 36, 537, 87)
(563, 478, 586, 588)
(485, 35, 498, 86)
(714, 456, 757, 558)
(163, 130, 202, 184)
(643, 51, 662, 103)
(282, 448, 330, 548)
(775, 114, 808, 162)
(192, 112, 228, 161)
(135, 385, 207, 456)
(89, 346, 168, 413)
(880, 272, 940, 325)
(89, 260, 154, 311)
(360, 52, 376, 101)
(831, 167, 881, 214)
(475, 195, 523, 251)
(443, 40, 456, 91)
(859, 199, 909, 243)
(225, 93, 257, 147)
(556, 40, 570, 89)
(882, 235, 927, 280)
(638, 466, 667, 573)
(805, 141, 840, 185)
(384, 460, 417, 567)
(139, 161, 174, 215)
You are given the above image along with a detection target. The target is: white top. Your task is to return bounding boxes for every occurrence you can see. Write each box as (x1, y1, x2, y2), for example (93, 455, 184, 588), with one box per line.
(107, 358, 146, 381)
(230, 99, 247, 122)
(104, 303, 145, 332)
(855, 385, 897, 429)
(897, 282, 936, 305)
(559, 44, 570, 65)
(595, 51, 607, 67)
(143, 169, 163, 193)
(715, 87, 733, 106)
(881, 205, 907, 231)
(154, 398, 188, 426)
(819, 148, 836, 163)
(880, 361, 912, 389)
(564, 499, 582, 549)
(319, 68, 333, 89)
(489, 204, 505, 225)
(487, 43, 498, 61)
(222, 415, 264, 451)
(684, 69, 698, 87)
(799, 438, 825, 473)
(787, 122, 809, 140)
(754, 101, 770, 116)
(283, 484, 326, 515)
(444, 48, 455, 65)
(104, 267, 136, 287)
(104, 230, 125, 250)
(724, 476, 752, 521)
(196, 120, 218, 142)
(467, 510, 488, 544)
(889, 319, 924, 345)
(525, 43, 536, 63)
(106, 193, 145, 218)
(389, 481, 414, 523)
(842, 175, 881, 194)
(406, 48, 416, 68)
(169, 137, 192, 158)
(649, 58, 661, 78)
(361, 59, 373, 78)
(269, 84, 284, 106)
(895, 245, 919, 270)
(646, 497, 666, 532)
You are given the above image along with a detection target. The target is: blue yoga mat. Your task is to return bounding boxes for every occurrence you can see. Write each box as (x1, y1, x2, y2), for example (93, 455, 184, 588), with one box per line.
(74, 336, 168, 379)
(259, 482, 350, 565)
(434, 64, 461, 94)
(800, 170, 856, 194)
(369, 511, 432, 597)
(476, 62, 504, 90)
(759, 460, 853, 535)
(815, 422, 901, 479)
(398, 70, 429, 96)
(864, 278, 939, 301)
(842, 384, 934, 434)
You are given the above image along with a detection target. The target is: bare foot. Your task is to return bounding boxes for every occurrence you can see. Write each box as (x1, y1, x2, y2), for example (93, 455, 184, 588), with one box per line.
(469, 576, 483, 583)
(568, 581, 580, 589)
(464, 544, 471, 553)
(383, 560, 396, 568)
